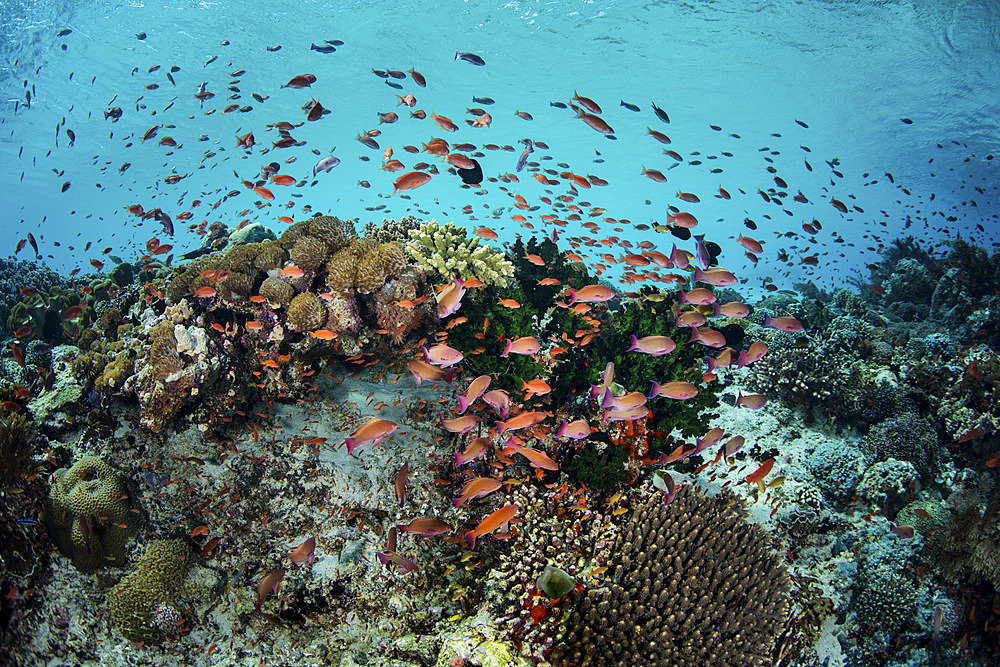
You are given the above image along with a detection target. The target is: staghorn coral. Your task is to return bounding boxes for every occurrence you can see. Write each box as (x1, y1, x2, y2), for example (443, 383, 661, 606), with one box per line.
(107, 539, 192, 643)
(552, 485, 790, 666)
(286, 292, 328, 332)
(45, 455, 145, 571)
(259, 276, 295, 307)
(406, 219, 514, 286)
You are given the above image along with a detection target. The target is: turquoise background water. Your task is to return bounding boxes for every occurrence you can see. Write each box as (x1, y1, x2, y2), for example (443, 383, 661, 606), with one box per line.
(2, 0, 998, 293)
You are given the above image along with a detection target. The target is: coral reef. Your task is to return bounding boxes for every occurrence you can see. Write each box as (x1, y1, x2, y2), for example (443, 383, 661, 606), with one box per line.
(45, 456, 145, 571)
(940, 485, 1000, 593)
(859, 411, 939, 471)
(0, 413, 35, 484)
(551, 485, 790, 666)
(107, 539, 192, 643)
(406, 220, 514, 286)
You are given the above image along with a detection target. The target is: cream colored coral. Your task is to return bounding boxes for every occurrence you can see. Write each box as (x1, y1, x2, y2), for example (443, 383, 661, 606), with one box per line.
(406, 220, 514, 286)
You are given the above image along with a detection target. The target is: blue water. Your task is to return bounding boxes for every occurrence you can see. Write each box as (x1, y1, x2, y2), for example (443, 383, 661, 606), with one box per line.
(2, 0, 998, 295)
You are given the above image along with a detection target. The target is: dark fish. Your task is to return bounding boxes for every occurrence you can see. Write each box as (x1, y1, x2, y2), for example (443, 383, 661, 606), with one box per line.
(311, 43, 336, 53)
(472, 96, 494, 105)
(166, 72, 175, 86)
(796, 119, 808, 128)
(252, 93, 266, 103)
(669, 225, 690, 240)
(204, 55, 217, 67)
(901, 117, 913, 124)
(306, 99, 330, 121)
(550, 101, 568, 109)
(326, 39, 344, 46)
(385, 80, 403, 90)
(455, 51, 486, 66)
(61, 181, 71, 192)
(27, 233, 38, 258)
(456, 159, 483, 185)
(266, 45, 282, 52)
(620, 100, 640, 112)
(516, 140, 533, 172)
(66, 128, 75, 145)
(136, 32, 146, 40)
(170, 65, 180, 72)
(651, 102, 670, 123)
(387, 70, 406, 79)
(57, 28, 72, 36)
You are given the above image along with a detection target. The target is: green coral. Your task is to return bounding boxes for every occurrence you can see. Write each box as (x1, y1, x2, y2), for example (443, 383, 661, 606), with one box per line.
(406, 220, 514, 286)
(108, 539, 192, 643)
(45, 455, 145, 571)
(587, 289, 721, 454)
(567, 441, 629, 490)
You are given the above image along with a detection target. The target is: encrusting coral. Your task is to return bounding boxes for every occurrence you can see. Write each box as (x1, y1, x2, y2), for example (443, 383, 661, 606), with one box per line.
(406, 219, 514, 286)
(551, 485, 791, 666)
(45, 455, 145, 572)
(107, 539, 192, 643)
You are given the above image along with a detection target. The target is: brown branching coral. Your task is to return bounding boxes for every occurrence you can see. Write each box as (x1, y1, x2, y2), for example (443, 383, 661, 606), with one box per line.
(940, 485, 1000, 593)
(552, 485, 791, 667)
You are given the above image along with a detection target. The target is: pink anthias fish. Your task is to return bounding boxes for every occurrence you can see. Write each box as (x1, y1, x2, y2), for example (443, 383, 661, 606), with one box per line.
(737, 341, 769, 368)
(483, 390, 510, 419)
(407, 358, 455, 386)
(626, 334, 676, 356)
(704, 348, 735, 372)
(600, 390, 647, 412)
(396, 518, 451, 535)
(437, 277, 467, 318)
(453, 477, 502, 508)
(256, 568, 285, 611)
(604, 405, 650, 422)
(422, 344, 463, 367)
(711, 435, 746, 464)
(713, 301, 750, 318)
(555, 419, 591, 439)
(689, 326, 726, 348)
(670, 244, 692, 270)
(762, 313, 804, 333)
(692, 427, 725, 456)
(502, 336, 540, 358)
(376, 551, 418, 574)
(675, 310, 707, 328)
(565, 284, 616, 304)
(442, 414, 479, 434)
(344, 418, 398, 455)
(693, 266, 738, 287)
(457, 375, 491, 414)
(680, 287, 716, 306)
(454, 436, 491, 465)
(507, 442, 558, 470)
(736, 392, 767, 409)
(289, 537, 316, 566)
(496, 410, 546, 436)
(649, 381, 699, 400)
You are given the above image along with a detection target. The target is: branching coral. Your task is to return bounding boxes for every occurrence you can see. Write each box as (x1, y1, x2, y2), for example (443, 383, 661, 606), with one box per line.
(552, 485, 790, 666)
(406, 219, 514, 286)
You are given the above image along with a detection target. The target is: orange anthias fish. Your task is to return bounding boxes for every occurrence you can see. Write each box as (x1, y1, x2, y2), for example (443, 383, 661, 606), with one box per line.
(745, 458, 775, 488)
(466, 504, 518, 548)
(392, 171, 431, 195)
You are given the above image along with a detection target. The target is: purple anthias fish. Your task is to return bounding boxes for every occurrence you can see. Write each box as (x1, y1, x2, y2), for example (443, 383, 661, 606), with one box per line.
(555, 419, 590, 439)
(693, 234, 711, 270)
(516, 140, 533, 172)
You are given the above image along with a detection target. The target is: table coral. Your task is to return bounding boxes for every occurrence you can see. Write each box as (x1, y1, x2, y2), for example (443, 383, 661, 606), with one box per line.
(45, 455, 145, 572)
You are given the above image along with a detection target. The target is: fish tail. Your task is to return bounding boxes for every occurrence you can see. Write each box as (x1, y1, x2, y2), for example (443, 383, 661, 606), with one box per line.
(648, 381, 661, 399)
(444, 368, 456, 386)
(466, 531, 476, 549)
(501, 339, 511, 358)
(344, 438, 356, 455)
(625, 334, 639, 352)
(457, 396, 470, 414)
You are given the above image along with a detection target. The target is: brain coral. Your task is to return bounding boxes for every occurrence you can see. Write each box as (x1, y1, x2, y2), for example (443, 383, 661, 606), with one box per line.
(552, 485, 790, 667)
(45, 456, 145, 571)
(107, 539, 192, 643)
(287, 292, 328, 332)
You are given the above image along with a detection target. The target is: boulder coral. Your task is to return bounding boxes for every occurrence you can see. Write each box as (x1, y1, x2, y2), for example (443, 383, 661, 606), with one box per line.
(45, 455, 145, 571)
(107, 539, 192, 643)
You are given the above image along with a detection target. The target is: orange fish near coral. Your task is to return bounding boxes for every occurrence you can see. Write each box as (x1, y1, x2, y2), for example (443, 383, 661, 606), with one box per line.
(344, 418, 398, 455)
(466, 504, 518, 548)
(392, 171, 431, 195)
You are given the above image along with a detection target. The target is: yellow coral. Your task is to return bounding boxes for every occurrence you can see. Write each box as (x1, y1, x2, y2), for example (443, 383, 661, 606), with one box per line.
(107, 539, 191, 643)
(254, 242, 288, 272)
(309, 214, 357, 250)
(259, 277, 295, 307)
(45, 456, 145, 572)
(148, 322, 182, 382)
(290, 235, 330, 272)
(96, 352, 134, 392)
(287, 292, 328, 331)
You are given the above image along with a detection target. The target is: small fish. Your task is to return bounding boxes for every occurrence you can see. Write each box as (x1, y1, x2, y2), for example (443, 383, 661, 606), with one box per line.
(57, 28, 72, 36)
(455, 51, 486, 66)
(471, 96, 494, 105)
(266, 44, 282, 52)
(344, 418, 398, 455)
(620, 100, 640, 112)
(651, 102, 670, 123)
(283, 74, 316, 89)
(466, 505, 518, 549)
(310, 43, 336, 53)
